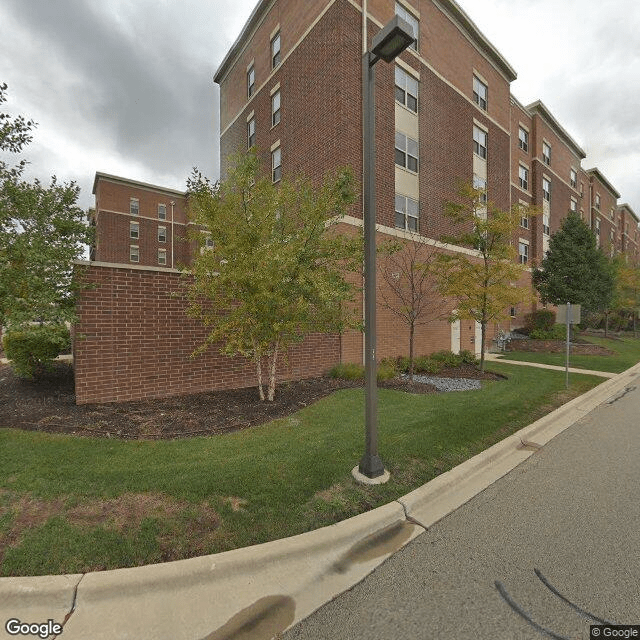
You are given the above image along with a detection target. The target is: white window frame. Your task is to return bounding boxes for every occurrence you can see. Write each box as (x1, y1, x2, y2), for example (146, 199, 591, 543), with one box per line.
(518, 165, 529, 191)
(570, 168, 577, 188)
(570, 197, 577, 213)
(158, 203, 166, 220)
(595, 193, 601, 210)
(543, 177, 551, 202)
(271, 89, 281, 127)
(158, 226, 167, 243)
(473, 174, 487, 204)
(130, 198, 139, 216)
(518, 126, 528, 152)
(395, 2, 419, 51)
(473, 125, 487, 160)
(542, 141, 551, 165)
(473, 75, 488, 111)
(272, 145, 282, 183)
(395, 194, 419, 232)
(395, 131, 418, 173)
(158, 248, 167, 266)
(247, 117, 256, 148)
(518, 240, 529, 265)
(247, 64, 255, 98)
(543, 213, 550, 236)
(395, 66, 418, 113)
(271, 31, 281, 69)
(130, 245, 139, 263)
(130, 221, 139, 240)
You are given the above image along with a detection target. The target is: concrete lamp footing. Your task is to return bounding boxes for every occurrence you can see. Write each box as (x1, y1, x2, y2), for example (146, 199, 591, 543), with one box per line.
(352, 466, 391, 485)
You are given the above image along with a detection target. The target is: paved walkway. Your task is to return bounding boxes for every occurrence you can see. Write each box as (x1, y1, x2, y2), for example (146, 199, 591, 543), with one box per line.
(284, 371, 640, 639)
(485, 352, 618, 378)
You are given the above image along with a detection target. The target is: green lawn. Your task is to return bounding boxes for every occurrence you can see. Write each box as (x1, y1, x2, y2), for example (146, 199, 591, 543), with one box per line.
(0, 363, 604, 576)
(498, 335, 640, 373)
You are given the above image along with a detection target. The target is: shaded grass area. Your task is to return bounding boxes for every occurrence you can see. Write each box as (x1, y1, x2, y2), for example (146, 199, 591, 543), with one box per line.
(0, 363, 603, 576)
(500, 335, 640, 373)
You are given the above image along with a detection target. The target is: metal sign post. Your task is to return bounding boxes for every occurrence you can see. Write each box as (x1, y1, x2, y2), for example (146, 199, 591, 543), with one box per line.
(556, 304, 581, 389)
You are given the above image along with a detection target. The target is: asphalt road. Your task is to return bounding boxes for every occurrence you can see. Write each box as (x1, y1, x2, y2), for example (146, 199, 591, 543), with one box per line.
(283, 379, 640, 640)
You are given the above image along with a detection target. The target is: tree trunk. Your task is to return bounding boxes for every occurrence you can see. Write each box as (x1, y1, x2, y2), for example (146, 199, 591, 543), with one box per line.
(253, 340, 265, 401)
(267, 339, 280, 402)
(634, 312, 637, 339)
(604, 311, 609, 338)
(409, 322, 415, 382)
(480, 321, 486, 373)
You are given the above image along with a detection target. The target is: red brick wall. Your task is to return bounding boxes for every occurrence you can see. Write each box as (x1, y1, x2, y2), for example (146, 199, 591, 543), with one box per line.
(74, 264, 340, 404)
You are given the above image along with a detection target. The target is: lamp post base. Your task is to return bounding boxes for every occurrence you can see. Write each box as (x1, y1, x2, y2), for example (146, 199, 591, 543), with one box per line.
(352, 465, 390, 486)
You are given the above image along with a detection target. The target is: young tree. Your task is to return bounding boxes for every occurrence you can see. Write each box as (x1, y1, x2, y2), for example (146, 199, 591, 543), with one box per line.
(379, 235, 445, 380)
(532, 212, 614, 312)
(0, 83, 92, 331)
(186, 150, 362, 401)
(614, 257, 640, 337)
(434, 183, 536, 372)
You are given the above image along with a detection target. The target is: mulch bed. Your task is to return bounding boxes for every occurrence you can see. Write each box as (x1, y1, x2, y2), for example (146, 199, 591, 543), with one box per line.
(0, 362, 502, 440)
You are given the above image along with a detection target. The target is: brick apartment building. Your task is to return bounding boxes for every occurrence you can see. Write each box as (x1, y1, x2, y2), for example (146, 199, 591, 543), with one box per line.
(77, 0, 638, 403)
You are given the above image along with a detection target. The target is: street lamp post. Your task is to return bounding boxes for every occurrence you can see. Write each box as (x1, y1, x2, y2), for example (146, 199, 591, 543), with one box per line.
(356, 15, 415, 483)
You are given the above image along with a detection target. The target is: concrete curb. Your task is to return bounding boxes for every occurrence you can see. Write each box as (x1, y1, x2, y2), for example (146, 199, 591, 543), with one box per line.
(1, 361, 638, 639)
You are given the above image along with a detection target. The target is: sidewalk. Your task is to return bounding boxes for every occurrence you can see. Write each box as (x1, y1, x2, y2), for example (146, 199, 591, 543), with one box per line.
(484, 351, 618, 378)
(1, 361, 639, 640)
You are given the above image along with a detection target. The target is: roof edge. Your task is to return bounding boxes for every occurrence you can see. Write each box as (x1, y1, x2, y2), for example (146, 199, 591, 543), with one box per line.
(618, 203, 638, 223)
(526, 100, 586, 160)
(93, 172, 187, 197)
(585, 167, 621, 200)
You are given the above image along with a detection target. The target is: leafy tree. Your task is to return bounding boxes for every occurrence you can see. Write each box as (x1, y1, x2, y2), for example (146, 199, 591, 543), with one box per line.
(0, 83, 92, 332)
(186, 150, 362, 401)
(379, 234, 445, 380)
(434, 183, 536, 372)
(614, 257, 640, 337)
(532, 212, 614, 312)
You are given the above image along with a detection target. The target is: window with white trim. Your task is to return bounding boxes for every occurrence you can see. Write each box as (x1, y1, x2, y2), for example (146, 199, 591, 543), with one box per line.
(158, 249, 167, 266)
(271, 32, 281, 69)
(271, 90, 281, 127)
(570, 169, 577, 188)
(543, 213, 550, 236)
(543, 142, 551, 165)
(519, 165, 528, 191)
(595, 194, 601, 210)
(130, 221, 139, 239)
(473, 174, 487, 204)
(520, 209, 529, 229)
(158, 203, 166, 220)
(130, 245, 139, 262)
(272, 146, 281, 183)
(518, 241, 529, 264)
(247, 117, 256, 148)
(395, 132, 418, 172)
(518, 127, 528, 152)
(395, 3, 418, 50)
(395, 194, 419, 232)
(395, 66, 418, 112)
(473, 75, 488, 111)
(158, 226, 167, 243)
(247, 65, 255, 98)
(130, 198, 139, 215)
(473, 125, 487, 159)
(570, 197, 577, 212)
(543, 178, 551, 202)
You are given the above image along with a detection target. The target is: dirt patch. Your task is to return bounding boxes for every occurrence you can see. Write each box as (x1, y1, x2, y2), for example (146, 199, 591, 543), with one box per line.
(0, 362, 502, 440)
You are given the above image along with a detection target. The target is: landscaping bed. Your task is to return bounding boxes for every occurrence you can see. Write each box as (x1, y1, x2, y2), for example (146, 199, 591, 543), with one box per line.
(0, 362, 501, 440)
(506, 339, 615, 355)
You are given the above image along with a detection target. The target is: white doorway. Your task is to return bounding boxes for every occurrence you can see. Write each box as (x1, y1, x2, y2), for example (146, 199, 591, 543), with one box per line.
(451, 318, 461, 355)
(474, 321, 482, 357)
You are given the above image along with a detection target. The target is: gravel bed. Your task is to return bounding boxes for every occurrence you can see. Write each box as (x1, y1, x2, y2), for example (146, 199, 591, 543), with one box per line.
(401, 374, 482, 392)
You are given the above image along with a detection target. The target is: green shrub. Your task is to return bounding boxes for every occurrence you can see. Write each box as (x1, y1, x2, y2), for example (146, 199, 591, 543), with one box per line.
(530, 324, 573, 340)
(414, 356, 441, 375)
(459, 349, 478, 365)
(395, 356, 411, 373)
(523, 310, 555, 335)
(430, 350, 460, 367)
(329, 362, 365, 380)
(2, 325, 71, 379)
(377, 359, 397, 382)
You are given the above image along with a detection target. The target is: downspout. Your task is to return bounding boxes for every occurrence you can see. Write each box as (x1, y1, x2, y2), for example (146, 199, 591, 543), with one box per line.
(170, 200, 175, 269)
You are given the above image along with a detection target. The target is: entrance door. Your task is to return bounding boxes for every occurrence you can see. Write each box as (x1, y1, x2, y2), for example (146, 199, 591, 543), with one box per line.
(451, 319, 461, 355)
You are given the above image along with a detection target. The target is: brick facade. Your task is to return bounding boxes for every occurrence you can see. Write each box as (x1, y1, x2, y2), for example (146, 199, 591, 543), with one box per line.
(74, 263, 340, 404)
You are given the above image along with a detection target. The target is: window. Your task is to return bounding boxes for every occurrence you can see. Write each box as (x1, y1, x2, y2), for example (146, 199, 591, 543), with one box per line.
(158, 203, 166, 220)
(518, 241, 529, 265)
(543, 178, 551, 202)
(580, 182, 584, 197)
(395, 194, 419, 232)
(473, 125, 487, 159)
(473, 174, 487, 204)
(543, 213, 550, 236)
(518, 127, 529, 152)
(272, 146, 281, 183)
(570, 169, 577, 188)
(510, 307, 517, 318)
(473, 75, 488, 110)
(395, 132, 418, 172)
(595, 217, 601, 239)
(570, 198, 577, 212)
(130, 221, 139, 239)
(205, 237, 214, 249)
(130, 245, 139, 263)
(542, 142, 551, 165)
(158, 226, 167, 243)
(247, 117, 256, 148)
(247, 65, 255, 98)
(130, 198, 139, 215)
(271, 32, 281, 69)
(271, 90, 281, 127)
(520, 211, 529, 229)
(158, 249, 167, 266)
(395, 3, 418, 50)
(518, 165, 529, 191)
(395, 66, 418, 112)
(595, 194, 601, 210)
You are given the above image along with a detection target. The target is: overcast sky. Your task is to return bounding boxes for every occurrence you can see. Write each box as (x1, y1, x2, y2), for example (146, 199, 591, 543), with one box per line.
(1, 0, 638, 213)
